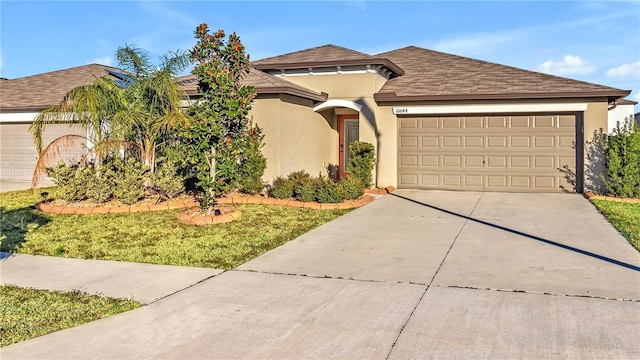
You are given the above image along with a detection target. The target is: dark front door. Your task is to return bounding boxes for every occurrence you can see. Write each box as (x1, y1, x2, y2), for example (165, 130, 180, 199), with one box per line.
(338, 114, 359, 179)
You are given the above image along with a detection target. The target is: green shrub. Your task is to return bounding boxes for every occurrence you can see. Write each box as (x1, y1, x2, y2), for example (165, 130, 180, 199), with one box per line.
(86, 168, 115, 203)
(46, 161, 93, 202)
(315, 176, 342, 203)
(152, 162, 185, 199)
(112, 158, 147, 205)
(347, 141, 375, 188)
(237, 125, 267, 195)
(339, 174, 364, 200)
(286, 171, 314, 202)
(271, 176, 293, 199)
(598, 117, 640, 198)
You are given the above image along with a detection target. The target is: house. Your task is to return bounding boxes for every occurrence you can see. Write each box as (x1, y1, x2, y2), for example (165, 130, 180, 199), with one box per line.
(0, 64, 127, 183)
(1, 45, 631, 193)
(607, 98, 637, 132)
(181, 44, 629, 193)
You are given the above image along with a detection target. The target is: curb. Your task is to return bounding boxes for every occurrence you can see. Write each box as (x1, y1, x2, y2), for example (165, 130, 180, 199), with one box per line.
(36, 191, 384, 215)
(583, 192, 640, 204)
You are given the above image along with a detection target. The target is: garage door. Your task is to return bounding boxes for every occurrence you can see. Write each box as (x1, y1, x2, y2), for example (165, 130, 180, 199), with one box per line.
(0, 123, 86, 182)
(398, 115, 577, 192)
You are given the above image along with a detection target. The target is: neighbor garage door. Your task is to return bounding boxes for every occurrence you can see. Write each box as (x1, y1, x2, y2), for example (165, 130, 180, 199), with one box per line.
(0, 123, 86, 181)
(398, 115, 577, 192)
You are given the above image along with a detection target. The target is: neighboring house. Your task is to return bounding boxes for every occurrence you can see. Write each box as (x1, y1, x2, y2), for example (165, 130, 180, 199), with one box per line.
(1, 45, 631, 193)
(0, 64, 126, 183)
(607, 98, 637, 132)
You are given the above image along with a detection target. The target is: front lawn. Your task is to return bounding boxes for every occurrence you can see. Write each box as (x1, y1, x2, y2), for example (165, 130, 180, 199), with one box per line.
(0, 285, 140, 347)
(592, 199, 640, 251)
(0, 188, 350, 269)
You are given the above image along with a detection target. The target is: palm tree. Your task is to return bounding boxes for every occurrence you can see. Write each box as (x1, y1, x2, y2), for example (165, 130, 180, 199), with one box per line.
(115, 45, 191, 173)
(30, 76, 130, 186)
(30, 45, 191, 186)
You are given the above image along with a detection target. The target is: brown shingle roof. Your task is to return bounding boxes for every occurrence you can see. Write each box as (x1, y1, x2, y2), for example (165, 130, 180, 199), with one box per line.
(616, 98, 638, 105)
(374, 46, 629, 102)
(252, 44, 404, 76)
(0, 64, 125, 111)
(176, 68, 327, 102)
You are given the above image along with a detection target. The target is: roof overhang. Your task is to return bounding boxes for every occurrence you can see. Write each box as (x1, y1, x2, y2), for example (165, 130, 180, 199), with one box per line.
(374, 90, 632, 104)
(253, 58, 405, 77)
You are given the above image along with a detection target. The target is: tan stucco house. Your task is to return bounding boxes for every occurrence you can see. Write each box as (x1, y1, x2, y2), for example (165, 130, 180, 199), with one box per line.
(1, 44, 631, 193)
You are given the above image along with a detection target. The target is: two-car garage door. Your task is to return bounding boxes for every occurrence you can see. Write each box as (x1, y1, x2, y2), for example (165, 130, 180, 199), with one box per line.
(398, 115, 577, 192)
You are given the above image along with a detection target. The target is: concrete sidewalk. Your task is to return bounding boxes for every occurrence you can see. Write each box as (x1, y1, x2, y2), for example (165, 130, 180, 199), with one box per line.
(2, 190, 639, 359)
(0, 252, 222, 304)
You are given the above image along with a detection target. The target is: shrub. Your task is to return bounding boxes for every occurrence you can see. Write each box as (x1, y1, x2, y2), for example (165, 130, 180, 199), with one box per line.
(315, 176, 342, 203)
(598, 117, 640, 198)
(46, 161, 93, 202)
(287, 171, 315, 202)
(271, 176, 293, 199)
(112, 158, 147, 205)
(339, 174, 364, 200)
(86, 168, 115, 203)
(347, 141, 375, 188)
(152, 162, 185, 199)
(237, 125, 267, 195)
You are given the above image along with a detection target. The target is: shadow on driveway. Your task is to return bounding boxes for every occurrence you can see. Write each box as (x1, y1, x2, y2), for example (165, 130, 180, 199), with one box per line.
(391, 192, 640, 273)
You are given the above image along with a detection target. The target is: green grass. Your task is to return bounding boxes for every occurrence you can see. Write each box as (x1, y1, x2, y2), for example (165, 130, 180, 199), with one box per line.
(1, 188, 349, 269)
(592, 199, 640, 251)
(0, 285, 140, 347)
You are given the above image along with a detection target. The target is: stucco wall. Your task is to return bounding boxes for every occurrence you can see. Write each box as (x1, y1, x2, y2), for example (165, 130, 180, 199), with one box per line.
(249, 94, 335, 182)
(277, 73, 387, 186)
(607, 104, 635, 133)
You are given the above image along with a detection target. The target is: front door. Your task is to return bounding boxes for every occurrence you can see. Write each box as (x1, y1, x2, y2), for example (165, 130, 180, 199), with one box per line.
(338, 114, 359, 179)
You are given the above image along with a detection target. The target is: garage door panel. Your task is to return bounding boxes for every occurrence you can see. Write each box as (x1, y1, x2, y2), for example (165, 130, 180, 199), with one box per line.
(1, 123, 86, 181)
(487, 117, 506, 128)
(398, 114, 576, 192)
(421, 136, 438, 148)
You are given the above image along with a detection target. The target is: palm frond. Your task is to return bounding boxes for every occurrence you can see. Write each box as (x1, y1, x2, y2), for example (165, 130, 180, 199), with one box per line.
(31, 134, 89, 188)
(116, 44, 152, 78)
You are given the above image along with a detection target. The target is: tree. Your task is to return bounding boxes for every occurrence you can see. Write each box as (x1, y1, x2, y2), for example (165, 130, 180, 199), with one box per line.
(30, 46, 190, 186)
(30, 76, 130, 186)
(181, 24, 256, 210)
(114, 45, 191, 173)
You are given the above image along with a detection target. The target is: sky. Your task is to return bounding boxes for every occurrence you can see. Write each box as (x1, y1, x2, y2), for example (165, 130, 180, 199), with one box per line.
(1, 1, 639, 109)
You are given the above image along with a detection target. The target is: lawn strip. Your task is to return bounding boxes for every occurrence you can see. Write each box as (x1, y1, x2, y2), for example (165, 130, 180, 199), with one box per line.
(0, 285, 140, 347)
(592, 199, 640, 251)
(1, 189, 350, 269)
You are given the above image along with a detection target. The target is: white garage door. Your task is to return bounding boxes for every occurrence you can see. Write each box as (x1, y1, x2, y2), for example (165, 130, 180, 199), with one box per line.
(398, 115, 577, 192)
(0, 123, 86, 182)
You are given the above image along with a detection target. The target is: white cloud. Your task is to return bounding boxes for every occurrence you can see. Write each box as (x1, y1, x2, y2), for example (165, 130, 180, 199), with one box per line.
(537, 55, 596, 75)
(91, 57, 113, 66)
(348, 0, 367, 12)
(432, 32, 518, 56)
(0, 55, 3, 69)
(632, 92, 640, 103)
(605, 61, 640, 78)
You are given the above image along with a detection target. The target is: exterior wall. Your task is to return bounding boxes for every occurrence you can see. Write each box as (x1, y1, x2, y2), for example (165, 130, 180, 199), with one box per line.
(607, 104, 635, 133)
(278, 73, 388, 186)
(249, 94, 335, 182)
(583, 100, 609, 193)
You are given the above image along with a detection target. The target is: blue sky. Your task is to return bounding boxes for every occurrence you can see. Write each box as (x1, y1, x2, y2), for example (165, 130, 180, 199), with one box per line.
(1, 1, 639, 107)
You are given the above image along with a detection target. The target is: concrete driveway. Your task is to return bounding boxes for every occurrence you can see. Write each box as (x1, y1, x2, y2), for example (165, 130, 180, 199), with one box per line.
(2, 190, 639, 359)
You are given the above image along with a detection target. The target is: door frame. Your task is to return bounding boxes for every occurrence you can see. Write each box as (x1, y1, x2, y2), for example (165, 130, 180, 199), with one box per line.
(338, 114, 359, 180)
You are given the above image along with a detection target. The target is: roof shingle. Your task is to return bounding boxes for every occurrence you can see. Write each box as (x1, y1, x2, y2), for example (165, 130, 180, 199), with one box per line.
(176, 68, 327, 102)
(0, 64, 124, 111)
(375, 46, 629, 102)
